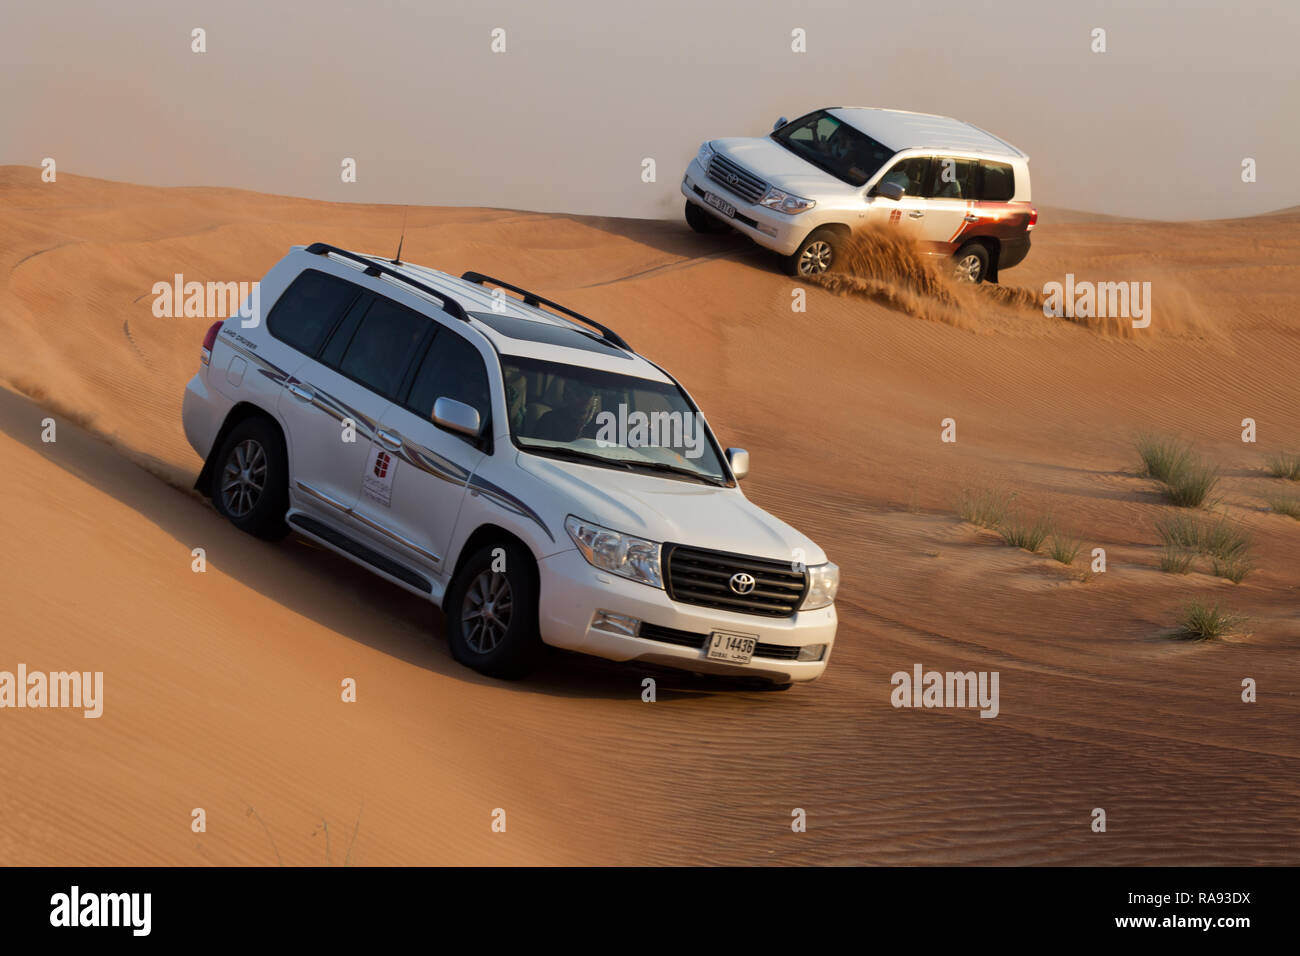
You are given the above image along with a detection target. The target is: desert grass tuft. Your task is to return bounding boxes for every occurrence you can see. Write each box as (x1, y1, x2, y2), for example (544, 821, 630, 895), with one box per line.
(1135, 435, 1219, 507)
(1264, 451, 1300, 481)
(1176, 601, 1246, 641)
(997, 512, 1053, 553)
(1046, 530, 1082, 565)
(1267, 495, 1300, 519)
(1159, 545, 1195, 574)
(957, 486, 1013, 529)
(1136, 433, 1191, 483)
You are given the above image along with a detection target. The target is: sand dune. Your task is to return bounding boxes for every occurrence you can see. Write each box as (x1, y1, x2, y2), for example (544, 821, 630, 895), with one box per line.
(1, 167, 1298, 864)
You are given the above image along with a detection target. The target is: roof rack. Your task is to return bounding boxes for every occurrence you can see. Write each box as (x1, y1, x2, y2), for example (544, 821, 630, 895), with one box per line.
(459, 272, 632, 351)
(304, 242, 470, 323)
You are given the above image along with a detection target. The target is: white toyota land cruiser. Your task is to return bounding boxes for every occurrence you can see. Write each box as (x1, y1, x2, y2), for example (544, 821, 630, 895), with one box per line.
(182, 244, 838, 686)
(683, 106, 1036, 281)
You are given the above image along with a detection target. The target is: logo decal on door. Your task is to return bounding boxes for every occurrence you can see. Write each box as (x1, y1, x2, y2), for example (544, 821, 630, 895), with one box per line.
(889, 209, 902, 225)
(363, 445, 396, 507)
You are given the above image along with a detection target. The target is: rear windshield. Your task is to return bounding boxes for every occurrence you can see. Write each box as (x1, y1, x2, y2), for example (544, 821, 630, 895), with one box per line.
(772, 110, 893, 187)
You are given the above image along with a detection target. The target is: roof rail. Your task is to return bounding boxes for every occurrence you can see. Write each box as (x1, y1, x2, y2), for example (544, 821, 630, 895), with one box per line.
(304, 242, 470, 322)
(459, 272, 632, 351)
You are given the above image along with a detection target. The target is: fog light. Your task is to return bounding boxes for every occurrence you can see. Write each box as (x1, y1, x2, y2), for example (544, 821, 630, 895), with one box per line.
(756, 222, 779, 237)
(592, 610, 639, 637)
(796, 644, 826, 662)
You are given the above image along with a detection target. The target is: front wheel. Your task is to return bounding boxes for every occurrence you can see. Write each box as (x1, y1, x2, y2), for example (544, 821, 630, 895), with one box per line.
(445, 542, 542, 679)
(951, 242, 990, 284)
(785, 227, 843, 276)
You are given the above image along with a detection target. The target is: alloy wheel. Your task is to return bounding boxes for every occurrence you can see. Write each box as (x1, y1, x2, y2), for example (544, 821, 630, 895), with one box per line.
(221, 439, 267, 517)
(798, 240, 833, 275)
(461, 569, 514, 654)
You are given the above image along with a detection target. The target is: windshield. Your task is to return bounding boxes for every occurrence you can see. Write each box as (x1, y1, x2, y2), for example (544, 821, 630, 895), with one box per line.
(500, 355, 729, 485)
(771, 110, 894, 187)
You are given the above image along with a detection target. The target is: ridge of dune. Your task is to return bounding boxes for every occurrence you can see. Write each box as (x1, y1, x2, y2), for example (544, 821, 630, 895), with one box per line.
(1, 168, 1298, 865)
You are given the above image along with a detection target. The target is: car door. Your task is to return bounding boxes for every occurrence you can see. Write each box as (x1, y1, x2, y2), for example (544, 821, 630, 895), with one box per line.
(916, 155, 981, 256)
(349, 325, 491, 576)
(270, 270, 391, 522)
(864, 155, 932, 238)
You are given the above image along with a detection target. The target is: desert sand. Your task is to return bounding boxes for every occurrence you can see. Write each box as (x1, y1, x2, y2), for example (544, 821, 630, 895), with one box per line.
(0, 166, 1297, 865)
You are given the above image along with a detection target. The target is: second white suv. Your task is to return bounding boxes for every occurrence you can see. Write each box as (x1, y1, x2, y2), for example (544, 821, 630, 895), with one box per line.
(682, 106, 1036, 282)
(182, 244, 838, 686)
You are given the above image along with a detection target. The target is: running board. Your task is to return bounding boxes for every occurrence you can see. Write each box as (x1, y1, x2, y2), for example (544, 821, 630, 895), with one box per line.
(288, 513, 433, 593)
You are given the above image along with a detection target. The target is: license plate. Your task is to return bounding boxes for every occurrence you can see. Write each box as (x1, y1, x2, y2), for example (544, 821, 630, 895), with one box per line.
(703, 191, 736, 218)
(707, 631, 757, 664)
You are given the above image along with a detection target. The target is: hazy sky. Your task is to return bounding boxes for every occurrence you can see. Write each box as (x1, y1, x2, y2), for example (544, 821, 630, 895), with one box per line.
(3, 0, 1297, 221)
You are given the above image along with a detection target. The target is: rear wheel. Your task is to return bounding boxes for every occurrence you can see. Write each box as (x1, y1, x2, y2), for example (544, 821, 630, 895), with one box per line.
(210, 416, 289, 539)
(685, 200, 729, 234)
(952, 242, 990, 284)
(446, 541, 542, 679)
(785, 227, 843, 276)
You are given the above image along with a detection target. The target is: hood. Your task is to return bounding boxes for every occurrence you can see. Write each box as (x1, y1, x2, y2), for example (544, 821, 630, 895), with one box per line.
(517, 452, 827, 565)
(711, 137, 861, 197)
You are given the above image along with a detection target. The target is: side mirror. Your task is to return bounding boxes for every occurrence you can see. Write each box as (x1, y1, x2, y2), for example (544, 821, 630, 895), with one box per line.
(773, 116, 788, 132)
(873, 181, 905, 202)
(726, 447, 750, 481)
(433, 396, 482, 438)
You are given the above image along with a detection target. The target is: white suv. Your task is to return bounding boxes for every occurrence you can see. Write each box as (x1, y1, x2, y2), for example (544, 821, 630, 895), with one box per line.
(683, 106, 1036, 281)
(182, 244, 838, 686)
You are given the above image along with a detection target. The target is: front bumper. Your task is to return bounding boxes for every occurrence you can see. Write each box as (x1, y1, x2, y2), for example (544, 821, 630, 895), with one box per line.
(537, 548, 837, 683)
(681, 159, 807, 257)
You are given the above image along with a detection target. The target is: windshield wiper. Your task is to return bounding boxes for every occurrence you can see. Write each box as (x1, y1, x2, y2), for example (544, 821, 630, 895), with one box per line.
(608, 459, 728, 486)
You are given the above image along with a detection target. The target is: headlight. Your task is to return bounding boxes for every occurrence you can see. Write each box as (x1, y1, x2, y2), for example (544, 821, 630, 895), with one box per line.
(696, 141, 715, 168)
(800, 562, 839, 610)
(565, 516, 663, 589)
(760, 186, 816, 214)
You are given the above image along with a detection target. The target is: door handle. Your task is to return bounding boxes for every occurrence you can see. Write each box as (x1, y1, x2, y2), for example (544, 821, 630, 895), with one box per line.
(287, 382, 315, 402)
(963, 214, 980, 223)
(378, 429, 403, 449)
(908, 210, 925, 218)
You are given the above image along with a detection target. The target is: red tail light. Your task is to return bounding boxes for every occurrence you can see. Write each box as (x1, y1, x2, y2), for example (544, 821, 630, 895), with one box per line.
(1027, 207, 1038, 230)
(200, 320, 223, 367)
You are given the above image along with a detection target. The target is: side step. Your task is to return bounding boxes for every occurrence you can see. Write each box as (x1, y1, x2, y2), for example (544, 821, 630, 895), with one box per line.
(288, 513, 433, 593)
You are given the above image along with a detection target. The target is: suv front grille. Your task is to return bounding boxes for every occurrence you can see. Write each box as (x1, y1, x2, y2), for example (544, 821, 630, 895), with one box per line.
(663, 544, 807, 618)
(706, 154, 768, 205)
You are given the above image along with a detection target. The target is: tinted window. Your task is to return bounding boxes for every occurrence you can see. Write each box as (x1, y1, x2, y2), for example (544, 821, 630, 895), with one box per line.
(771, 110, 894, 187)
(876, 156, 931, 197)
(980, 161, 1015, 202)
(407, 331, 491, 425)
(337, 297, 429, 398)
(267, 270, 360, 357)
(318, 292, 374, 369)
(925, 158, 979, 200)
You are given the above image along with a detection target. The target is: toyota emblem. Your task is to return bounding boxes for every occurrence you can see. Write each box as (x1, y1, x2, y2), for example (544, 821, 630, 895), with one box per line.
(729, 572, 756, 595)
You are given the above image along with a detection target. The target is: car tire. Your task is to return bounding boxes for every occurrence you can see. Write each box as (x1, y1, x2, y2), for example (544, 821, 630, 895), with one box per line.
(952, 241, 990, 284)
(210, 416, 289, 540)
(685, 200, 728, 234)
(446, 541, 542, 680)
(785, 227, 843, 277)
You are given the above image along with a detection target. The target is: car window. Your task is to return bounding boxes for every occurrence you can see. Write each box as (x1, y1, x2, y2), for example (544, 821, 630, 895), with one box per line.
(771, 109, 894, 187)
(337, 296, 429, 399)
(979, 161, 1015, 202)
(925, 158, 979, 200)
(877, 156, 931, 197)
(266, 269, 361, 357)
(406, 330, 492, 426)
